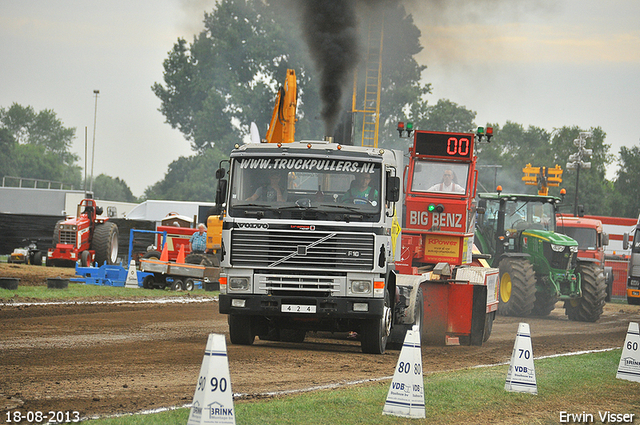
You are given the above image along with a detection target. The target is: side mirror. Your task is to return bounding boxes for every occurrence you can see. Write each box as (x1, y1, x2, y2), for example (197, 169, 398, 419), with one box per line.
(602, 232, 609, 247)
(386, 176, 400, 203)
(214, 179, 228, 215)
(215, 168, 226, 179)
(623, 233, 629, 250)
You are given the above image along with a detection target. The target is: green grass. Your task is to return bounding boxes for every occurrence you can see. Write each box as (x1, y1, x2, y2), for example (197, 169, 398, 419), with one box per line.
(85, 349, 640, 425)
(0, 283, 218, 301)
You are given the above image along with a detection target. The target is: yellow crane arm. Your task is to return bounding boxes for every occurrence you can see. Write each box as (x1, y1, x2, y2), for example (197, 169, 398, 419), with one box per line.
(522, 163, 563, 196)
(265, 69, 297, 144)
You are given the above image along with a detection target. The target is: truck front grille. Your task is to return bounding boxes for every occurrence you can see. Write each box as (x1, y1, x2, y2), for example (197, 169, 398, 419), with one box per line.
(256, 274, 342, 297)
(59, 230, 76, 246)
(231, 229, 374, 271)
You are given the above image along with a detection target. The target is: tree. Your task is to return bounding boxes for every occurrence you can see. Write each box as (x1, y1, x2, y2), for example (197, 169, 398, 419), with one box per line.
(613, 145, 640, 218)
(0, 103, 81, 188)
(143, 148, 229, 202)
(152, 0, 428, 154)
(474, 123, 615, 216)
(92, 174, 137, 202)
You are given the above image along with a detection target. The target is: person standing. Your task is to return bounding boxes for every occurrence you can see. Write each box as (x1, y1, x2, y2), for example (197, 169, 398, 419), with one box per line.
(189, 223, 207, 254)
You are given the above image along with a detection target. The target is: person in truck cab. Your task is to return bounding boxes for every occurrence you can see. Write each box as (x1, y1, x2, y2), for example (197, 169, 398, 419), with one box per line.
(247, 171, 288, 202)
(341, 172, 378, 205)
(427, 169, 464, 193)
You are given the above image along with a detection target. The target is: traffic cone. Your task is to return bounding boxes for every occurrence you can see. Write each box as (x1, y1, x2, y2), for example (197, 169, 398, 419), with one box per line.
(616, 322, 640, 383)
(125, 260, 138, 289)
(383, 326, 425, 418)
(188, 334, 236, 425)
(505, 323, 537, 394)
(159, 242, 169, 262)
(176, 244, 186, 264)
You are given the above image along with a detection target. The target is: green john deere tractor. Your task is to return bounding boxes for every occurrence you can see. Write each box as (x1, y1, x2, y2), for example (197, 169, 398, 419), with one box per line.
(475, 192, 606, 322)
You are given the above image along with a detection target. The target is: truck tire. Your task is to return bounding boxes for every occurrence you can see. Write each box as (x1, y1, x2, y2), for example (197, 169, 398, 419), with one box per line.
(497, 258, 536, 317)
(142, 275, 155, 289)
(564, 263, 606, 322)
(32, 251, 43, 266)
(280, 329, 306, 343)
(184, 278, 195, 291)
(604, 266, 613, 302)
(360, 288, 391, 354)
(531, 285, 558, 316)
(228, 314, 255, 345)
(483, 311, 495, 342)
(93, 222, 119, 266)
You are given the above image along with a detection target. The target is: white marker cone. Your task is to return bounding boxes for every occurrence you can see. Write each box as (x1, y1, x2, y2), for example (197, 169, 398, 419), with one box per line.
(188, 334, 236, 425)
(616, 322, 640, 382)
(505, 322, 537, 394)
(383, 326, 426, 419)
(125, 260, 138, 288)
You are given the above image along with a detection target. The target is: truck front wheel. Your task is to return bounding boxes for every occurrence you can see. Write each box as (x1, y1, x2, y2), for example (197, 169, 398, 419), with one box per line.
(228, 314, 255, 345)
(360, 289, 391, 354)
(497, 258, 536, 317)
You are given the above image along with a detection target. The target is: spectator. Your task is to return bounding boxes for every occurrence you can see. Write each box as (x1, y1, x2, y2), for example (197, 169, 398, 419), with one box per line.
(189, 223, 207, 254)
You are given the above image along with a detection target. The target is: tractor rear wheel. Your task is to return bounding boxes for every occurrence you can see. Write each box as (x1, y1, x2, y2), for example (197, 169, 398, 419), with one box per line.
(185, 253, 216, 267)
(564, 263, 606, 322)
(93, 222, 119, 266)
(497, 258, 536, 317)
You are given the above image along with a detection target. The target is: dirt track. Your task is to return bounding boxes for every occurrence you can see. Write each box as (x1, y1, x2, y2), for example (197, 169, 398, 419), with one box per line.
(1, 264, 640, 421)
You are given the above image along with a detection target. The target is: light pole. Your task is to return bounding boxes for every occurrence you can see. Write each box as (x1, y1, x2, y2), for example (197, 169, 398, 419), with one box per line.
(566, 132, 592, 217)
(89, 89, 99, 194)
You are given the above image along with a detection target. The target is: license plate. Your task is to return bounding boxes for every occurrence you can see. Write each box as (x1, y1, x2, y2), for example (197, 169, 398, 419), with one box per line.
(281, 304, 316, 313)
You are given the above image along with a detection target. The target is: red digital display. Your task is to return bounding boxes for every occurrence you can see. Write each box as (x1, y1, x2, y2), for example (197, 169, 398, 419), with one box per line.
(414, 131, 474, 160)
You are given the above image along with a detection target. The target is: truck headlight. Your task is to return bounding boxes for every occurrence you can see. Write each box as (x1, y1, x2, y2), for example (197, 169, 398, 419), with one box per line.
(569, 246, 578, 253)
(551, 244, 565, 252)
(229, 277, 249, 291)
(350, 280, 372, 295)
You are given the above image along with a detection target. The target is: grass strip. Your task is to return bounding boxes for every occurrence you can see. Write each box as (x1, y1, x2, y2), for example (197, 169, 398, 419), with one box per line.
(86, 349, 640, 425)
(0, 283, 217, 301)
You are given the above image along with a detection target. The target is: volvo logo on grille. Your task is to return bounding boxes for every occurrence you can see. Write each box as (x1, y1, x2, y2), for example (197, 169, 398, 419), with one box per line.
(297, 246, 307, 255)
(236, 222, 269, 229)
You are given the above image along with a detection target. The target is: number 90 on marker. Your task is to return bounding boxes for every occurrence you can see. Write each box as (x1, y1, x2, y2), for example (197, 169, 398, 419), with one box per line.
(197, 376, 228, 392)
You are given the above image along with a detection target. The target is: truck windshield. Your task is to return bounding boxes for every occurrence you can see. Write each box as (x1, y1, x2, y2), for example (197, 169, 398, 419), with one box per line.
(228, 156, 382, 221)
(561, 227, 597, 250)
(633, 229, 640, 253)
(411, 160, 468, 194)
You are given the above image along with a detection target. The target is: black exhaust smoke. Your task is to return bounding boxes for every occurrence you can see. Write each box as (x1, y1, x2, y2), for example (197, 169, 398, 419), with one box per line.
(295, 0, 361, 136)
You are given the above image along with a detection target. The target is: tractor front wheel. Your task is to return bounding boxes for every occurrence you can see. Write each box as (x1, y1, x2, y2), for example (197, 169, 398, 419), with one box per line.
(497, 258, 536, 317)
(564, 263, 606, 322)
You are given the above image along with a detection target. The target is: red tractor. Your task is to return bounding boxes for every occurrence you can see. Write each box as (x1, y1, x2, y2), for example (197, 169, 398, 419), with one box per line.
(47, 198, 119, 267)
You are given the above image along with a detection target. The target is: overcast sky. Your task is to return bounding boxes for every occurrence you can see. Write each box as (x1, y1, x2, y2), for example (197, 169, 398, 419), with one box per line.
(1, 0, 638, 197)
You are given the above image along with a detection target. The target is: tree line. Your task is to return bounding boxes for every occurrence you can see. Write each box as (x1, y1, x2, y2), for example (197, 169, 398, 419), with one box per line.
(1, 0, 638, 218)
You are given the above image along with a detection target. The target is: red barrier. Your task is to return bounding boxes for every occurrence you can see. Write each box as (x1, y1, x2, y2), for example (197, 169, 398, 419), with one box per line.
(606, 259, 628, 298)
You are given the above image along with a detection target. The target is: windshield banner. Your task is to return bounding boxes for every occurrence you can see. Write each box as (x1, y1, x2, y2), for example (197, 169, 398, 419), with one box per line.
(238, 158, 376, 174)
